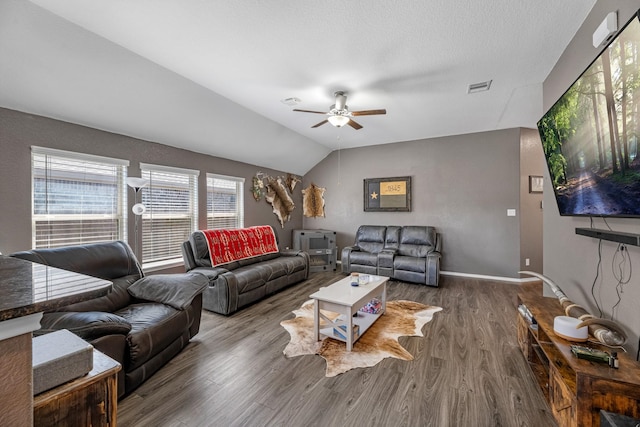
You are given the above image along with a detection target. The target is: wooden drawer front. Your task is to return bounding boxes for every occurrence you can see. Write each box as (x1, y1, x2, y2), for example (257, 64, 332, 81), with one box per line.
(588, 377, 640, 426)
(34, 373, 117, 427)
(549, 365, 576, 427)
(516, 314, 530, 359)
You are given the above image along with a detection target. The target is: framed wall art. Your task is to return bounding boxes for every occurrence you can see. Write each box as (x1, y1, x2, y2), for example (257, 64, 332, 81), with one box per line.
(364, 176, 411, 212)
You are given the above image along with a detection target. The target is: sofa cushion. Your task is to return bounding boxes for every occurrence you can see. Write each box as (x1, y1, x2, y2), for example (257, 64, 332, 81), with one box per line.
(188, 231, 214, 268)
(384, 226, 401, 251)
(36, 311, 132, 341)
(397, 226, 436, 257)
(116, 303, 189, 371)
(355, 225, 387, 254)
(232, 266, 267, 293)
(349, 251, 379, 267)
(11, 241, 143, 313)
(278, 255, 308, 275)
(237, 252, 280, 266)
(58, 275, 139, 313)
(10, 240, 142, 281)
(394, 255, 427, 273)
(128, 272, 208, 310)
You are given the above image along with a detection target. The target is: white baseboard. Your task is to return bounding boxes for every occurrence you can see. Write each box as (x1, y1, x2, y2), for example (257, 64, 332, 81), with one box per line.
(440, 270, 540, 284)
(337, 260, 539, 285)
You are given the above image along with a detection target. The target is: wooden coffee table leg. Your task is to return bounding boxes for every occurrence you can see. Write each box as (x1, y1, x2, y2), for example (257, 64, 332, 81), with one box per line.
(346, 307, 353, 351)
(313, 299, 320, 341)
(381, 282, 387, 314)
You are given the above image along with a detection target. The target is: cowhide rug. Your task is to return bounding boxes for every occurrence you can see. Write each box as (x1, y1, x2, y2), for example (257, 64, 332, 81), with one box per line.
(281, 299, 442, 377)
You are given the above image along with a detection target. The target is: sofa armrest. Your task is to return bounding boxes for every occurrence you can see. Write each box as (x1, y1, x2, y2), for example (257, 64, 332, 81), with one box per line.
(280, 248, 304, 257)
(434, 232, 442, 253)
(378, 249, 396, 269)
(426, 251, 441, 287)
(127, 272, 209, 310)
(37, 311, 132, 341)
(188, 266, 230, 281)
(341, 245, 361, 274)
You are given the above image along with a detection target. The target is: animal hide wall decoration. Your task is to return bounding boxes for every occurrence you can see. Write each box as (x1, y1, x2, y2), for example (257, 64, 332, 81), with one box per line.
(251, 175, 265, 201)
(265, 176, 295, 228)
(286, 173, 301, 193)
(302, 183, 326, 218)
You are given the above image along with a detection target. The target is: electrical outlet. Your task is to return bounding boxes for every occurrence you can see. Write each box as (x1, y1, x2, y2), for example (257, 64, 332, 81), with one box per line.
(525, 258, 530, 266)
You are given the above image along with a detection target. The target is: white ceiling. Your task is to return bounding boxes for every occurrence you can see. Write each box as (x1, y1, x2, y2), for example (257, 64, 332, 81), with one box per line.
(0, 0, 596, 175)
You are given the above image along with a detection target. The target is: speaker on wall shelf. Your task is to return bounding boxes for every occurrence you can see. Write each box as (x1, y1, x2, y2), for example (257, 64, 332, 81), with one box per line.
(575, 228, 640, 246)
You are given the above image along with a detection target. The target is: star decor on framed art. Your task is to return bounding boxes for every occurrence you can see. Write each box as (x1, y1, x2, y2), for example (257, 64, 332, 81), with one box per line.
(364, 176, 411, 212)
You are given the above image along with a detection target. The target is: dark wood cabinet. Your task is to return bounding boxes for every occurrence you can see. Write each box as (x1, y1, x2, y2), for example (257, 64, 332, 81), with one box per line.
(34, 349, 120, 427)
(517, 282, 640, 427)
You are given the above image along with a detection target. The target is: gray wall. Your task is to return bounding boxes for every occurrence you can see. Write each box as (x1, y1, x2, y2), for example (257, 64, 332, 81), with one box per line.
(302, 128, 536, 278)
(519, 128, 545, 273)
(543, 0, 640, 357)
(0, 108, 304, 268)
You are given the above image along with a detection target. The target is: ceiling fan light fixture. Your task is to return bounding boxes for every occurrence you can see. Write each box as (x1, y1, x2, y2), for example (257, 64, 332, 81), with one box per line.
(328, 115, 350, 127)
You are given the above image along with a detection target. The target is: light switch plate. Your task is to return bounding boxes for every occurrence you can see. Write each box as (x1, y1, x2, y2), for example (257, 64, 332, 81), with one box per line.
(507, 209, 516, 216)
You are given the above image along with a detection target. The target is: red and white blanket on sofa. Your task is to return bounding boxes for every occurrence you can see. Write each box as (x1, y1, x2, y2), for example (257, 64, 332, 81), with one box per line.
(199, 226, 279, 267)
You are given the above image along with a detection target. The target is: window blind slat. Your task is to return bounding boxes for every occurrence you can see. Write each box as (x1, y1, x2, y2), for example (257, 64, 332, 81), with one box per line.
(206, 174, 244, 230)
(141, 166, 198, 267)
(32, 150, 127, 249)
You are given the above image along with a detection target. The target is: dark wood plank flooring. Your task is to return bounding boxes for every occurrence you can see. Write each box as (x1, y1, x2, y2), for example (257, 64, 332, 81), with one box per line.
(117, 273, 556, 427)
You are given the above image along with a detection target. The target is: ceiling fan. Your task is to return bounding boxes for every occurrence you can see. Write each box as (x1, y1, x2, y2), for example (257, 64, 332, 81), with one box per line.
(293, 91, 386, 130)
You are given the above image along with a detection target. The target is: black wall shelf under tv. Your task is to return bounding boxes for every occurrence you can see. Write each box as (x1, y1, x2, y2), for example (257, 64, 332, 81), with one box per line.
(575, 228, 640, 246)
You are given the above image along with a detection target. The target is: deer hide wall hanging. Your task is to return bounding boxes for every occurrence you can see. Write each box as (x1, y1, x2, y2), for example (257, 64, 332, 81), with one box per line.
(302, 183, 326, 218)
(265, 176, 295, 228)
(286, 173, 301, 193)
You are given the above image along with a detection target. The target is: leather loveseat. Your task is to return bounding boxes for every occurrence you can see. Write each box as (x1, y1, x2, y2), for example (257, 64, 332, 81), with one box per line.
(182, 227, 310, 315)
(341, 225, 441, 286)
(11, 240, 208, 398)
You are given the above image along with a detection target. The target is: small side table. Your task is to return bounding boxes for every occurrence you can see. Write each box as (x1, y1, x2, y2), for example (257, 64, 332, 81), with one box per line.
(34, 349, 121, 427)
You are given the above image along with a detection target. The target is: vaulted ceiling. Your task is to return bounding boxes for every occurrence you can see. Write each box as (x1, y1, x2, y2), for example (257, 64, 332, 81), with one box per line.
(0, 1, 596, 175)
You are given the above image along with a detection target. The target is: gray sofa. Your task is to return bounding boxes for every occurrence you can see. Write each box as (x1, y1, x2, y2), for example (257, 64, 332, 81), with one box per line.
(341, 225, 441, 286)
(182, 227, 310, 315)
(10, 241, 208, 398)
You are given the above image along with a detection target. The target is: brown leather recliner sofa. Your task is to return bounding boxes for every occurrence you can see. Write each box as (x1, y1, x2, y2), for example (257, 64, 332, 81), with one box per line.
(11, 240, 208, 398)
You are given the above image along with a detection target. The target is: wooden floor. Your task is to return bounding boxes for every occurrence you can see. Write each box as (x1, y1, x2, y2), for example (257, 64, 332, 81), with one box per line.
(117, 273, 557, 427)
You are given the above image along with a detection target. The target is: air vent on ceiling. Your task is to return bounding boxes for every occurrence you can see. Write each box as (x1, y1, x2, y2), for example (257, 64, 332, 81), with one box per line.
(281, 97, 301, 106)
(467, 80, 492, 94)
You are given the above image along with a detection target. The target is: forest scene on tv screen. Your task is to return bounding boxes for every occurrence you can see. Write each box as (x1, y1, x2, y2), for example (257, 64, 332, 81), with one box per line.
(538, 15, 640, 216)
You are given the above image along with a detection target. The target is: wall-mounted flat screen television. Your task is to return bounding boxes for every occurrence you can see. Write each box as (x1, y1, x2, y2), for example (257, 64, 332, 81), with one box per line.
(538, 10, 640, 217)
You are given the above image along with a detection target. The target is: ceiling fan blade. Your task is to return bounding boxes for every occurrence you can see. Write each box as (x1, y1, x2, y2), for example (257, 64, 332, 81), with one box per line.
(347, 119, 363, 130)
(351, 109, 387, 116)
(311, 119, 329, 128)
(293, 109, 328, 114)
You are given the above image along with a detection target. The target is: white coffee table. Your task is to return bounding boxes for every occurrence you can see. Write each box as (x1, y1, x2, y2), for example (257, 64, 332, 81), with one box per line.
(310, 275, 388, 351)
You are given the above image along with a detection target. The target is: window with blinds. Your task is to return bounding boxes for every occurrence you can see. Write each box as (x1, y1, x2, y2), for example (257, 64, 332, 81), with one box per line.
(31, 147, 128, 249)
(140, 163, 199, 268)
(206, 174, 244, 229)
